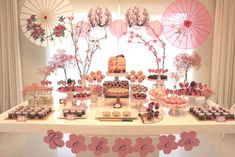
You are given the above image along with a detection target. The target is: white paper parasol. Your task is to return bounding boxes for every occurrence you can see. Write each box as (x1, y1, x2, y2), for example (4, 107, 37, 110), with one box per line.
(20, 0, 73, 47)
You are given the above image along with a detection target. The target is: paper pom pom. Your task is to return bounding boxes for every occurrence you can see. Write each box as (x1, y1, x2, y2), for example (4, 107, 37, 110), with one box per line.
(88, 6, 112, 27)
(125, 6, 149, 27)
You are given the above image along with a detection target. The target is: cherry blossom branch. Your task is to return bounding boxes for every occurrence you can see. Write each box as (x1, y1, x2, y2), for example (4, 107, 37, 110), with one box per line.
(145, 25, 166, 70)
(128, 31, 160, 69)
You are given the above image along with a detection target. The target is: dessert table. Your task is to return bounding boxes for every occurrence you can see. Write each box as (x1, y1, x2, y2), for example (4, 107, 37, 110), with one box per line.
(0, 99, 235, 157)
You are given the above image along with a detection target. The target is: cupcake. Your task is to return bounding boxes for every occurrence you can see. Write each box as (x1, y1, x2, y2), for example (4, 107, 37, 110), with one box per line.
(112, 111, 121, 117)
(122, 111, 131, 117)
(103, 111, 111, 117)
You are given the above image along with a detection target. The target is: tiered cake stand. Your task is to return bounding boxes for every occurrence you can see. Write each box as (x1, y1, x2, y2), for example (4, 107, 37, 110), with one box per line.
(106, 72, 128, 108)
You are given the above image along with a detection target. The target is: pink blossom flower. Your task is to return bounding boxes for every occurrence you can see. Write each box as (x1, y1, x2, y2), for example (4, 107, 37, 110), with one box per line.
(88, 136, 110, 156)
(178, 131, 200, 151)
(43, 130, 64, 149)
(112, 138, 133, 157)
(66, 134, 87, 154)
(156, 58, 161, 62)
(133, 137, 155, 157)
(157, 134, 178, 154)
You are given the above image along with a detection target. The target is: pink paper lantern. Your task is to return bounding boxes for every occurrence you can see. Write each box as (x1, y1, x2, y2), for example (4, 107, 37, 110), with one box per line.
(74, 21, 91, 37)
(146, 21, 163, 38)
(109, 20, 128, 38)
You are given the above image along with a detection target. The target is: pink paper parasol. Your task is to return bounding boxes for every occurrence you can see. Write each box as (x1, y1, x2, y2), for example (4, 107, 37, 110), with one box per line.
(162, 0, 212, 49)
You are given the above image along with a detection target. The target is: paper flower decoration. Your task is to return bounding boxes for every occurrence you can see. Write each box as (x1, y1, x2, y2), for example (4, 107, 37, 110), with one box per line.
(109, 20, 128, 38)
(146, 21, 164, 38)
(66, 134, 87, 154)
(88, 6, 112, 27)
(112, 138, 133, 157)
(20, 0, 73, 47)
(178, 131, 200, 151)
(88, 136, 110, 156)
(133, 137, 155, 157)
(125, 6, 149, 27)
(43, 130, 64, 149)
(162, 0, 212, 49)
(74, 21, 91, 37)
(157, 134, 178, 154)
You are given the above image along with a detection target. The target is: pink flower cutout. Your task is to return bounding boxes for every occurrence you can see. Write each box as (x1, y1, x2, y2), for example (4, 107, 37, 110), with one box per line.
(43, 130, 65, 149)
(178, 131, 200, 151)
(66, 134, 87, 154)
(88, 136, 110, 156)
(112, 138, 133, 157)
(133, 137, 155, 157)
(157, 134, 178, 154)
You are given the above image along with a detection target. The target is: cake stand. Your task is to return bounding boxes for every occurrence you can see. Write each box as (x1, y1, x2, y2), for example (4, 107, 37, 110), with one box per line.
(148, 78, 168, 88)
(162, 101, 187, 116)
(131, 98, 148, 112)
(106, 72, 128, 81)
(106, 72, 128, 108)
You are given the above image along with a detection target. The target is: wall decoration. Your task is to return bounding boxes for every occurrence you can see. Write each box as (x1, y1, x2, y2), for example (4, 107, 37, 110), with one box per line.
(156, 134, 178, 154)
(109, 20, 128, 38)
(88, 136, 110, 156)
(162, 0, 212, 49)
(112, 138, 133, 157)
(125, 6, 149, 27)
(145, 21, 164, 38)
(20, 0, 73, 47)
(133, 137, 155, 157)
(43, 130, 200, 155)
(178, 131, 200, 151)
(43, 130, 65, 149)
(88, 6, 112, 27)
(66, 134, 87, 154)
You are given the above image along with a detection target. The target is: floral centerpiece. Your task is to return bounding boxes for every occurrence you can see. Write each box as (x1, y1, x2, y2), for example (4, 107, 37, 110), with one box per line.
(173, 52, 201, 82)
(23, 81, 53, 106)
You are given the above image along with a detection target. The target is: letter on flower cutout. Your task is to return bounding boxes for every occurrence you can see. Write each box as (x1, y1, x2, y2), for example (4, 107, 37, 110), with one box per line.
(133, 137, 155, 157)
(112, 138, 133, 157)
(88, 136, 110, 156)
(178, 131, 200, 151)
(157, 134, 178, 154)
(66, 134, 87, 154)
(43, 130, 65, 149)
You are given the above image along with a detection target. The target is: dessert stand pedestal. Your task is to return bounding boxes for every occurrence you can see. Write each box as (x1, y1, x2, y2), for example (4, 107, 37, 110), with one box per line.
(106, 72, 128, 108)
(131, 98, 148, 112)
(148, 78, 167, 88)
(163, 102, 187, 116)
